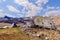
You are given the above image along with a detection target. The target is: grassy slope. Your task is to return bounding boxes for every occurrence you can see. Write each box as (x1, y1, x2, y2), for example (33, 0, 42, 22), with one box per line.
(0, 27, 60, 40)
(0, 28, 34, 40)
(0, 17, 60, 40)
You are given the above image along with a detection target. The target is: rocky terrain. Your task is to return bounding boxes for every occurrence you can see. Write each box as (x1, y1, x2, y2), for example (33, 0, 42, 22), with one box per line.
(0, 16, 60, 40)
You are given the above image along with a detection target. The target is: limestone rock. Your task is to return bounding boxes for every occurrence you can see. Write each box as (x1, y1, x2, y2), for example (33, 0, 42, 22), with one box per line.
(34, 17, 56, 30)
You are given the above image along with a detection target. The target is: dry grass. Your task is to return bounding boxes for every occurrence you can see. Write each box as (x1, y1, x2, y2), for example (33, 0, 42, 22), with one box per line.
(0, 28, 33, 40)
(25, 28, 60, 40)
(0, 24, 60, 40)
(0, 23, 11, 27)
(0, 16, 60, 40)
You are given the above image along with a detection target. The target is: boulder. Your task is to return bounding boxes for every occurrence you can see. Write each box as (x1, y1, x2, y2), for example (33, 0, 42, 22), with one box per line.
(23, 20, 34, 28)
(34, 17, 56, 30)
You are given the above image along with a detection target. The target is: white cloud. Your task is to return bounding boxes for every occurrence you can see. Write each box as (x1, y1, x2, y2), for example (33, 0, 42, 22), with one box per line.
(14, 0, 48, 17)
(3, 0, 6, 2)
(0, 9, 6, 17)
(36, 0, 48, 6)
(0, 0, 6, 3)
(43, 6, 60, 17)
(45, 6, 60, 11)
(0, 9, 3, 13)
(46, 6, 55, 10)
(0, 9, 16, 18)
(4, 13, 16, 18)
(7, 5, 20, 13)
(17, 14, 24, 17)
(56, 7, 60, 9)
(44, 10, 60, 17)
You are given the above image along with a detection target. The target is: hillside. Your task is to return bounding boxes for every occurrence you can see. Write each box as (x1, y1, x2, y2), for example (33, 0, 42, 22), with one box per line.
(0, 27, 60, 40)
(52, 16, 60, 26)
(0, 16, 60, 40)
(51, 16, 60, 30)
(0, 28, 36, 40)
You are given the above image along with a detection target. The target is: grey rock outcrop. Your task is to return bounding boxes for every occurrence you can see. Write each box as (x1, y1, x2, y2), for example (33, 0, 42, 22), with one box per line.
(34, 17, 56, 30)
(18, 16, 57, 30)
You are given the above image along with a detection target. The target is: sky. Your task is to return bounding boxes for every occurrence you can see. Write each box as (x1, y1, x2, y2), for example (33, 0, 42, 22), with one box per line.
(0, 0, 60, 18)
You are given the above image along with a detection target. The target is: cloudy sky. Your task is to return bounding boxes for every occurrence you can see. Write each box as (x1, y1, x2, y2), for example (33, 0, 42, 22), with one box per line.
(0, 0, 60, 18)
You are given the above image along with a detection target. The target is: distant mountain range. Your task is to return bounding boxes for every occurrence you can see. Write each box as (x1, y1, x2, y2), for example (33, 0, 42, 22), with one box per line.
(0, 16, 33, 24)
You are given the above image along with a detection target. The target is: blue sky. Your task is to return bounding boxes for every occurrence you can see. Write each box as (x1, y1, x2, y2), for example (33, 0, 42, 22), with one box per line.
(0, 0, 60, 18)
